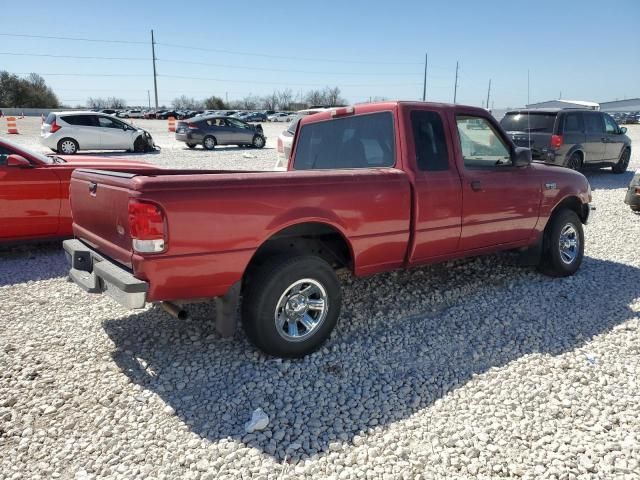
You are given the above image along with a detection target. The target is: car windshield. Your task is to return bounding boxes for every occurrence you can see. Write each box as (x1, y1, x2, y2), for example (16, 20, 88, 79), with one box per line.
(500, 112, 556, 133)
(1, 138, 55, 164)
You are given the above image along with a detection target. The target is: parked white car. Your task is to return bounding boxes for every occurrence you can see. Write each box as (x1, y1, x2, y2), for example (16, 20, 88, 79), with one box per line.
(120, 109, 143, 119)
(268, 112, 293, 122)
(275, 107, 329, 170)
(40, 111, 155, 154)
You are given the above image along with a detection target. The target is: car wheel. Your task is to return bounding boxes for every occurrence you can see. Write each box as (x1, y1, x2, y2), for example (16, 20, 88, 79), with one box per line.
(252, 135, 265, 149)
(612, 148, 631, 174)
(537, 209, 584, 277)
(133, 135, 146, 153)
(57, 138, 79, 155)
(566, 152, 582, 171)
(203, 136, 216, 150)
(186, 143, 197, 149)
(242, 255, 342, 358)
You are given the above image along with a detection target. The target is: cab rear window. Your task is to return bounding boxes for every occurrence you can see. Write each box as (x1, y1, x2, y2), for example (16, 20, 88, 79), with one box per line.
(293, 112, 395, 170)
(500, 112, 556, 133)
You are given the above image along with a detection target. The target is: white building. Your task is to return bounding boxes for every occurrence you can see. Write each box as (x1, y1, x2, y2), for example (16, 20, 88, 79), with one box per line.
(525, 99, 599, 110)
(599, 98, 640, 112)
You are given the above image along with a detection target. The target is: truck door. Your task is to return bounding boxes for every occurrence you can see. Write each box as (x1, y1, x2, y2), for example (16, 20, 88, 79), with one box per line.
(454, 114, 540, 250)
(583, 112, 606, 163)
(406, 109, 463, 262)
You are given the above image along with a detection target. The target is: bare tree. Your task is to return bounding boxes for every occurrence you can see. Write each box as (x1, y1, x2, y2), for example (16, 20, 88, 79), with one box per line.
(305, 89, 325, 106)
(277, 89, 294, 110)
(262, 91, 279, 110)
(324, 87, 345, 106)
(240, 95, 260, 110)
(172, 95, 203, 109)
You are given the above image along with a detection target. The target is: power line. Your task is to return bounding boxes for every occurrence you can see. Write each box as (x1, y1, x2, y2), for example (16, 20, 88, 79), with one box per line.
(159, 74, 422, 88)
(0, 52, 147, 61)
(0, 32, 146, 45)
(156, 41, 423, 65)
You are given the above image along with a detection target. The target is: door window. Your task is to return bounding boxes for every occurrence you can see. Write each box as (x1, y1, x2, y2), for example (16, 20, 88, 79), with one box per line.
(294, 112, 395, 170)
(97, 116, 123, 129)
(584, 113, 604, 134)
(603, 114, 618, 134)
(563, 113, 584, 133)
(61, 115, 96, 126)
(410, 110, 450, 171)
(227, 118, 249, 129)
(455, 116, 511, 168)
(0, 145, 11, 165)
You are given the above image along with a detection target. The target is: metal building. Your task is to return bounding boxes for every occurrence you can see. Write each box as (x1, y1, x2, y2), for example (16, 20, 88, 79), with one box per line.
(525, 99, 599, 110)
(599, 98, 640, 112)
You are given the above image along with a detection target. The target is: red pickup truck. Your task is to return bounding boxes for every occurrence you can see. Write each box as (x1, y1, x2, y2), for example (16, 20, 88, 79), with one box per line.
(64, 102, 593, 357)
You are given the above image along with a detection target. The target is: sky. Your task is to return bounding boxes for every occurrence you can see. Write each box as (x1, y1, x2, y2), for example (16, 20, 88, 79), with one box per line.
(1, 0, 638, 109)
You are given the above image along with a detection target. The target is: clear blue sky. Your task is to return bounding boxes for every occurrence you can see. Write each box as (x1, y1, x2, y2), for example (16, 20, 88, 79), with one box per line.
(1, 0, 638, 108)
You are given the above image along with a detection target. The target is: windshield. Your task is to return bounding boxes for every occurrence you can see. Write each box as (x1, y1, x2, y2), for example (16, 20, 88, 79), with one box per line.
(1, 138, 55, 164)
(500, 112, 556, 133)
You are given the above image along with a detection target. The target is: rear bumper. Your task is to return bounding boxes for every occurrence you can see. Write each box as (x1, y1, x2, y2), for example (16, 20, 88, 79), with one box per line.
(63, 238, 148, 309)
(625, 186, 640, 208)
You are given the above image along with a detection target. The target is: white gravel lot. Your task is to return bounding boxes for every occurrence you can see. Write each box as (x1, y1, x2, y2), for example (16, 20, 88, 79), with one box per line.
(1, 118, 639, 479)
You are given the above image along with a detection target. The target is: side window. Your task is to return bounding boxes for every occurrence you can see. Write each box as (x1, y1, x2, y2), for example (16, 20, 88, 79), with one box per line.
(584, 113, 604, 134)
(294, 112, 395, 170)
(410, 110, 449, 171)
(455, 116, 511, 168)
(603, 114, 618, 134)
(0, 146, 11, 166)
(97, 116, 121, 129)
(62, 115, 96, 127)
(563, 113, 583, 133)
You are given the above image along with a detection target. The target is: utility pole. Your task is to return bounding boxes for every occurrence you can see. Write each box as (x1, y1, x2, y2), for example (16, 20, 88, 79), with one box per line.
(147, 90, 151, 109)
(527, 69, 530, 106)
(225, 92, 228, 104)
(453, 61, 459, 104)
(151, 29, 159, 110)
(422, 53, 428, 101)
(485, 79, 491, 110)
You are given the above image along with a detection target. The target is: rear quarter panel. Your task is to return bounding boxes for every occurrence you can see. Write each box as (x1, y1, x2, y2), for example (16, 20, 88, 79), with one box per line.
(130, 169, 411, 301)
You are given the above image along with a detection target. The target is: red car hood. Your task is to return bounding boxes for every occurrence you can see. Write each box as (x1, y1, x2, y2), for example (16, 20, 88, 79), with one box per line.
(55, 155, 156, 169)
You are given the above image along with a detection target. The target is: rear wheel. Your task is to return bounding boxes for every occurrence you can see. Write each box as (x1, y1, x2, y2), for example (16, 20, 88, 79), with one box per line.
(538, 209, 584, 277)
(242, 255, 341, 358)
(612, 148, 630, 174)
(566, 152, 582, 171)
(57, 138, 78, 155)
(203, 135, 216, 150)
(252, 135, 265, 149)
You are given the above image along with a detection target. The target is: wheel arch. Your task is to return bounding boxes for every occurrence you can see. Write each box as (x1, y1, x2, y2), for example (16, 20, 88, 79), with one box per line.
(550, 195, 589, 224)
(243, 221, 355, 287)
(565, 146, 584, 166)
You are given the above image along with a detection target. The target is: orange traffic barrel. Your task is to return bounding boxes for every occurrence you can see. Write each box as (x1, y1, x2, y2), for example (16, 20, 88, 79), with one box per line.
(168, 116, 176, 132)
(7, 116, 19, 134)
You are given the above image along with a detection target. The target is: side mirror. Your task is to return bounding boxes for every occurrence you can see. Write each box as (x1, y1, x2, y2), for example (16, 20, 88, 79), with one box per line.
(512, 147, 532, 167)
(7, 154, 32, 168)
(620, 127, 627, 134)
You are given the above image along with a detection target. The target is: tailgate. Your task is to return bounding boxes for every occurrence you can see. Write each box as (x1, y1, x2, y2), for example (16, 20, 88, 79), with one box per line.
(70, 169, 137, 267)
(506, 131, 552, 159)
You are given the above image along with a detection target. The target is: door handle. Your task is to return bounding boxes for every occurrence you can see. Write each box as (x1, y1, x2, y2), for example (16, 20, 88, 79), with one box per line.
(470, 180, 482, 192)
(601, 137, 608, 142)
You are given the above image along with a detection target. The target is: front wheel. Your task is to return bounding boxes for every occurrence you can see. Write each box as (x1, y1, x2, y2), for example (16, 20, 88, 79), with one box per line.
(252, 135, 265, 149)
(612, 148, 630, 174)
(242, 256, 341, 358)
(203, 136, 216, 150)
(538, 209, 584, 277)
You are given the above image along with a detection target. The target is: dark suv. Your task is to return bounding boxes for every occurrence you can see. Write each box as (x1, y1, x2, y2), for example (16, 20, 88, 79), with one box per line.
(500, 109, 631, 173)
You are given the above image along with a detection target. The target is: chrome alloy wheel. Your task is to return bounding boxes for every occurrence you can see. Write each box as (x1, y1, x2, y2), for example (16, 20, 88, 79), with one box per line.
(61, 140, 76, 154)
(274, 278, 328, 342)
(559, 223, 579, 264)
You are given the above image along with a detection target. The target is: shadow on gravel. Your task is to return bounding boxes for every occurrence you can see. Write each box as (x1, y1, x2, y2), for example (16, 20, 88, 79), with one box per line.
(0, 241, 67, 286)
(584, 169, 634, 190)
(103, 256, 640, 461)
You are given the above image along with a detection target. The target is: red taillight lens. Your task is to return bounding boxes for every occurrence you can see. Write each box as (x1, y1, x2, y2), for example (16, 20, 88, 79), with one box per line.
(187, 122, 199, 130)
(277, 137, 284, 153)
(551, 134, 563, 149)
(50, 120, 61, 133)
(128, 200, 166, 253)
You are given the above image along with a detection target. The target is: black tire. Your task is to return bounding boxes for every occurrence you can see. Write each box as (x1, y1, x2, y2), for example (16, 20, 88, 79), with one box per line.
(133, 135, 146, 153)
(186, 143, 197, 149)
(566, 152, 582, 171)
(56, 138, 78, 155)
(203, 135, 216, 150)
(612, 148, 630, 174)
(242, 255, 342, 358)
(252, 135, 265, 149)
(538, 209, 584, 277)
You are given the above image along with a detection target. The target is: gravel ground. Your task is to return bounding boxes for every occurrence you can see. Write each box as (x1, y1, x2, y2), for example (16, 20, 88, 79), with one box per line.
(1, 119, 639, 479)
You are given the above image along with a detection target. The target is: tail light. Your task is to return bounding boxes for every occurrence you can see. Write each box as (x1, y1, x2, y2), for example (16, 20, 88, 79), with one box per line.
(50, 119, 61, 133)
(551, 135, 563, 149)
(128, 200, 166, 253)
(277, 137, 284, 153)
(187, 122, 199, 130)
